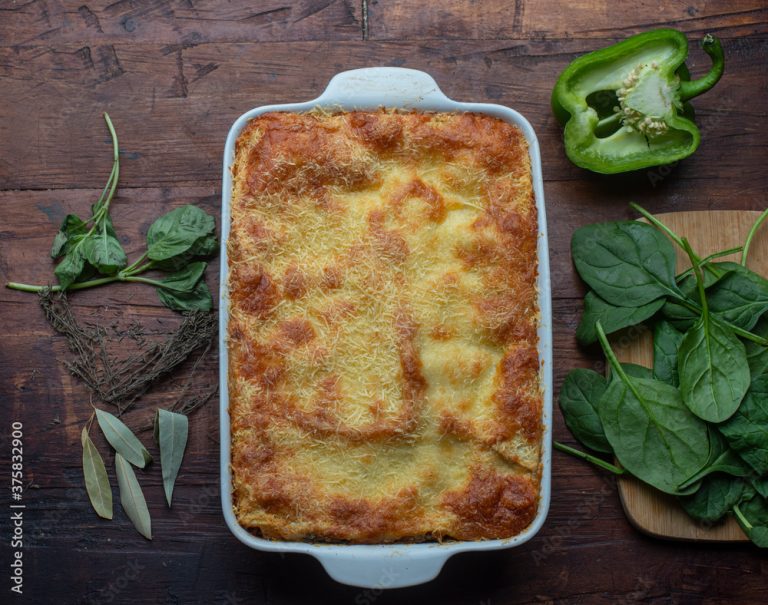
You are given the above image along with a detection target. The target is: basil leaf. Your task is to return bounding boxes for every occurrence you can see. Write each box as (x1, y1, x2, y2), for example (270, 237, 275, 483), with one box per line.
(54, 247, 86, 289)
(653, 320, 684, 386)
(745, 316, 768, 378)
(157, 279, 212, 312)
(707, 267, 768, 330)
(678, 314, 749, 423)
(558, 369, 611, 454)
(155, 409, 189, 507)
(576, 291, 663, 345)
(82, 231, 127, 275)
(151, 234, 218, 272)
(679, 475, 746, 523)
(157, 261, 207, 293)
(571, 221, 682, 307)
(115, 453, 152, 540)
(146, 205, 216, 262)
(51, 214, 88, 258)
(95, 408, 152, 468)
(598, 375, 710, 495)
(81, 427, 113, 520)
(719, 375, 768, 475)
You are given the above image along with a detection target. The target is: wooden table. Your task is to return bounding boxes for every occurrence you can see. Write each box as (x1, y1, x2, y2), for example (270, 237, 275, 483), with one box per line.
(1, 2, 767, 603)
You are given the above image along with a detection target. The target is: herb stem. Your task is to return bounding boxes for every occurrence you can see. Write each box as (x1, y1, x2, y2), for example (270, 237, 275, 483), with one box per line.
(741, 208, 768, 267)
(123, 275, 175, 290)
(676, 246, 743, 281)
(630, 202, 686, 250)
(554, 441, 625, 475)
(681, 238, 709, 317)
(595, 320, 636, 391)
(733, 504, 753, 530)
(630, 203, 719, 274)
(123, 252, 149, 274)
(101, 113, 120, 216)
(676, 297, 768, 345)
(6, 275, 123, 293)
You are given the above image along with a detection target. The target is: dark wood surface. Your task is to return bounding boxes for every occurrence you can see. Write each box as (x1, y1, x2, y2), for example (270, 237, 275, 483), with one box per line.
(1, 2, 767, 603)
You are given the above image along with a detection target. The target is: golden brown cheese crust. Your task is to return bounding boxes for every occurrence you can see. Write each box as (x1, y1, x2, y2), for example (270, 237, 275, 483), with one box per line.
(228, 110, 541, 543)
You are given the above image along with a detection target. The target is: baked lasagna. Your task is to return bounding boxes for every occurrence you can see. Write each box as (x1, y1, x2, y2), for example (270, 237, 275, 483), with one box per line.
(227, 110, 542, 543)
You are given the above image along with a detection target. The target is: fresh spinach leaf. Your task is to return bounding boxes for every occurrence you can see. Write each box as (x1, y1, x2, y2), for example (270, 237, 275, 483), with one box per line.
(653, 320, 684, 386)
(678, 240, 750, 423)
(157, 279, 212, 312)
(679, 474, 746, 523)
(678, 318, 749, 422)
(595, 322, 710, 495)
(620, 363, 654, 380)
(745, 316, 768, 378)
(706, 266, 768, 330)
(749, 526, 768, 547)
(719, 375, 768, 475)
(734, 495, 768, 548)
(576, 290, 663, 345)
(662, 263, 734, 330)
(571, 221, 682, 308)
(558, 369, 611, 454)
(679, 429, 753, 490)
(146, 205, 216, 263)
(752, 477, 768, 500)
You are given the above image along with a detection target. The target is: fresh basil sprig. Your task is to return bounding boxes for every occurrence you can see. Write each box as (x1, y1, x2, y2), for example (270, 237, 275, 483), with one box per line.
(5, 114, 217, 312)
(557, 204, 768, 549)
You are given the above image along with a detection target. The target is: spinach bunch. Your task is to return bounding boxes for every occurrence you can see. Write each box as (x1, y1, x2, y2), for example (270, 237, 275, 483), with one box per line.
(556, 205, 768, 549)
(6, 114, 217, 312)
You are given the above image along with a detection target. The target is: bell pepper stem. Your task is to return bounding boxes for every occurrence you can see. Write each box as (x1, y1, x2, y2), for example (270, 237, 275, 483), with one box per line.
(679, 34, 725, 102)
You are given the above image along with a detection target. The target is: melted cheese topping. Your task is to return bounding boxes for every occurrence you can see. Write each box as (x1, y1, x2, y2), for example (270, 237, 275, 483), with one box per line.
(228, 110, 542, 543)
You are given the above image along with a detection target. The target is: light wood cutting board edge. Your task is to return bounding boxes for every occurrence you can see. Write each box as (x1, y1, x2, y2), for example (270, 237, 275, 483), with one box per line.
(611, 210, 768, 542)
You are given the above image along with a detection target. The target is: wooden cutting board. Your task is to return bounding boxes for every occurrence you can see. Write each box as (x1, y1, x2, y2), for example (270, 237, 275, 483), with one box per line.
(615, 210, 768, 542)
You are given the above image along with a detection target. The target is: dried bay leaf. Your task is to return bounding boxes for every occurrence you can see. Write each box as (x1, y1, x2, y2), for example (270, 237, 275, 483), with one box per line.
(115, 453, 152, 540)
(81, 427, 113, 520)
(155, 409, 188, 507)
(95, 408, 152, 468)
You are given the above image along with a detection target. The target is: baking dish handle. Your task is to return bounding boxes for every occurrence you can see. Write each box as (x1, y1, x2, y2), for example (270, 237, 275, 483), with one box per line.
(315, 549, 450, 589)
(315, 67, 452, 109)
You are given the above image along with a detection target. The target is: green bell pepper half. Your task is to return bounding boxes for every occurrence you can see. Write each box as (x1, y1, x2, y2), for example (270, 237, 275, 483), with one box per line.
(552, 29, 724, 174)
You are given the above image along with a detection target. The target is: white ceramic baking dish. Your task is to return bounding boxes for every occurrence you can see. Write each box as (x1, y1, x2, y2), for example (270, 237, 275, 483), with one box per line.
(219, 67, 552, 589)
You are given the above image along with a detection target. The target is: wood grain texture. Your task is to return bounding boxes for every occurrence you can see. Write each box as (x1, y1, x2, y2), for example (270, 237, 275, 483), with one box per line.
(0, 1, 767, 603)
(614, 211, 768, 543)
(1, 38, 767, 190)
(0, 0, 363, 45)
(367, 0, 768, 40)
